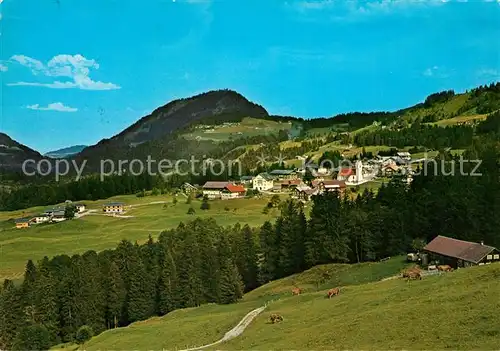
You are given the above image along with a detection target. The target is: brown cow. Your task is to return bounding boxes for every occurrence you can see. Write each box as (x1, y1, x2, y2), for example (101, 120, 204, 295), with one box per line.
(405, 270, 422, 281)
(437, 265, 452, 272)
(327, 287, 340, 298)
(270, 313, 283, 324)
(291, 287, 302, 296)
(402, 267, 422, 281)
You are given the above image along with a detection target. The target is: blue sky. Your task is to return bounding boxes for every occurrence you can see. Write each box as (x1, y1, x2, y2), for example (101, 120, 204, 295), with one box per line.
(1, 0, 499, 153)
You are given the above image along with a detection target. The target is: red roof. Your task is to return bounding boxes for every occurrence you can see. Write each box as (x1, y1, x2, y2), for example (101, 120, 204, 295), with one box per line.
(339, 168, 353, 177)
(225, 184, 246, 193)
(423, 235, 496, 264)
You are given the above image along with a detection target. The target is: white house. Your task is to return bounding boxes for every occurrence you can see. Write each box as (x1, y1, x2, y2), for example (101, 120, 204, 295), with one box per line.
(397, 151, 412, 161)
(32, 215, 50, 224)
(252, 173, 275, 191)
(75, 204, 86, 213)
(51, 210, 67, 223)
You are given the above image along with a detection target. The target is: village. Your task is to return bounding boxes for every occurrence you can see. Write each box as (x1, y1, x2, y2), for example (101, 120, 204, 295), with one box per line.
(195, 151, 416, 202)
(13, 151, 418, 229)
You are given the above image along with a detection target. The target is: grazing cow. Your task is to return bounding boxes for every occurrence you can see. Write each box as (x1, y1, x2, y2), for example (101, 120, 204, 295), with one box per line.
(291, 287, 302, 296)
(327, 287, 340, 298)
(437, 265, 452, 272)
(402, 267, 422, 281)
(270, 313, 283, 324)
(405, 270, 422, 282)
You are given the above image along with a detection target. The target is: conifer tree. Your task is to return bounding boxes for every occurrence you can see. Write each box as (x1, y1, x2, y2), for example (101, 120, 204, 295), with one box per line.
(0, 280, 23, 349)
(259, 221, 278, 283)
(105, 261, 126, 328)
(157, 249, 178, 315)
(235, 225, 260, 292)
(216, 236, 243, 304)
(34, 257, 60, 344)
(126, 254, 150, 322)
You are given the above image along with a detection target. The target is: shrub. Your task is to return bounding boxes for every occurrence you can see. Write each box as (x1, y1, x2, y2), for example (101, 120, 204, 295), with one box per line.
(13, 324, 51, 351)
(75, 325, 94, 345)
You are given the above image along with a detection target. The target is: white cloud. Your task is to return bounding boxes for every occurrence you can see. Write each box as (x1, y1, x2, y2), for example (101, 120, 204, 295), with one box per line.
(477, 68, 500, 80)
(0, 63, 7, 72)
(26, 102, 78, 112)
(290, 0, 446, 20)
(422, 65, 453, 78)
(8, 54, 120, 90)
(423, 68, 434, 77)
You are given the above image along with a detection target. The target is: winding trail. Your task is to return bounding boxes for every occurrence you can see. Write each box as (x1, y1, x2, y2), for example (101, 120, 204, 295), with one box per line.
(178, 305, 267, 351)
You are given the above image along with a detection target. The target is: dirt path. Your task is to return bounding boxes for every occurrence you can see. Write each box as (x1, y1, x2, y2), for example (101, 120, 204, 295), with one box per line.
(179, 305, 267, 351)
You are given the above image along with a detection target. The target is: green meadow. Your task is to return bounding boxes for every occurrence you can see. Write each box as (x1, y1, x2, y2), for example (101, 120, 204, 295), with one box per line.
(56, 260, 500, 351)
(0, 194, 278, 281)
(182, 117, 292, 141)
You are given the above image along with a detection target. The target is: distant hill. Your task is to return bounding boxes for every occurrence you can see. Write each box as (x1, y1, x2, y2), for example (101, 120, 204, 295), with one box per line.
(0, 133, 44, 172)
(78, 89, 268, 153)
(73, 89, 271, 171)
(45, 145, 88, 159)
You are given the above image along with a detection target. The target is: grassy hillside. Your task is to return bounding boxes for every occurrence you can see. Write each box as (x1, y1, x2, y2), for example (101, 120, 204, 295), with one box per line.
(223, 263, 500, 350)
(0, 194, 278, 281)
(53, 301, 264, 351)
(61, 262, 500, 350)
(182, 117, 292, 141)
(430, 113, 488, 126)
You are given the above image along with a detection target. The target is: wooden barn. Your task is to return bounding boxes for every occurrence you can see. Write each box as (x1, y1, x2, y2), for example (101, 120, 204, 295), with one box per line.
(423, 235, 500, 268)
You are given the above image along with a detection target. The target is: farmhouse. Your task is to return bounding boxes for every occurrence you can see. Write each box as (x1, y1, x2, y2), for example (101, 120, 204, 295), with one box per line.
(32, 215, 50, 224)
(202, 182, 246, 199)
(253, 173, 275, 191)
(51, 210, 67, 222)
(269, 169, 298, 180)
(423, 235, 500, 268)
(239, 175, 255, 185)
(15, 217, 32, 229)
(203, 181, 231, 199)
(313, 179, 347, 194)
(397, 151, 412, 161)
(382, 164, 400, 176)
(181, 183, 198, 195)
(103, 202, 125, 214)
(75, 204, 86, 213)
(293, 185, 319, 202)
(279, 179, 303, 191)
(221, 184, 246, 199)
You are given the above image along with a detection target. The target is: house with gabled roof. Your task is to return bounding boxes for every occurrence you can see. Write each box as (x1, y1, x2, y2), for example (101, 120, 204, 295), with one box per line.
(15, 217, 33, 229)
(423, 235, 499, 268)
(202, 181, 246, 199)
(221, 184, 246, 199)
(312, 179, 347, 194)
(269, 169, 298, 180)
(103, 202, 126, 214)
(203, 181, 231, 199)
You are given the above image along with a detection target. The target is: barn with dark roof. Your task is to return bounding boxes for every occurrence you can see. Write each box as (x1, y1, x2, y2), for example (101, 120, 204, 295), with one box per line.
(423, 235, 500, 268)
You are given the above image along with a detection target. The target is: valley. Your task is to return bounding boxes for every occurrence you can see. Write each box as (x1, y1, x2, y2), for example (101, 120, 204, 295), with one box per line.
(1, 84, 499, 351)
